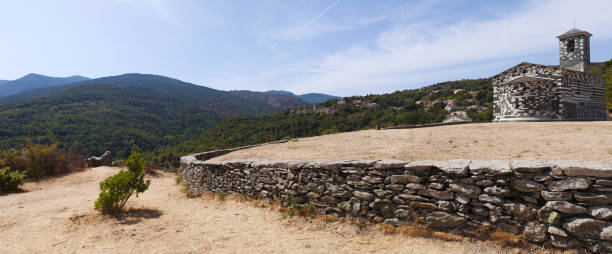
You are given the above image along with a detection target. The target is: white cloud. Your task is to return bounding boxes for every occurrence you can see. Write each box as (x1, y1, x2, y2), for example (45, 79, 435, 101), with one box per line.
(281, 0, 612, 95)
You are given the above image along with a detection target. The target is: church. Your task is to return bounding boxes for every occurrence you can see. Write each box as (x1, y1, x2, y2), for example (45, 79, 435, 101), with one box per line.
(492, 28, 607, 122)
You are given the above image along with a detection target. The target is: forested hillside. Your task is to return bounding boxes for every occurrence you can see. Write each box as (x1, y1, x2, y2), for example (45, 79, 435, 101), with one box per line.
(229, 90, 305, 110)
(1, 59, 610, 167)
(172, 78, 494, 156)
(0, 74, 306, 159)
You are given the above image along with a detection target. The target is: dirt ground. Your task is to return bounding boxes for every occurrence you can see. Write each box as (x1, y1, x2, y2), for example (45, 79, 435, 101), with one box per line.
(210, 122, 612, 162)
(0, 167, 550, 254)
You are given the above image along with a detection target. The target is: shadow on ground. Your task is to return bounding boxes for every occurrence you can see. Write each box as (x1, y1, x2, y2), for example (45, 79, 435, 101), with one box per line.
(119, 208, 164, 225)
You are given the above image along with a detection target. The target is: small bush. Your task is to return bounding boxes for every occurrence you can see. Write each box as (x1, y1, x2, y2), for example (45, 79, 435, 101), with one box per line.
(94, 152, 150, 215)
(26, 144, 68, 178)
(0, 150, 28, 172)
(0, 167, 25, 193)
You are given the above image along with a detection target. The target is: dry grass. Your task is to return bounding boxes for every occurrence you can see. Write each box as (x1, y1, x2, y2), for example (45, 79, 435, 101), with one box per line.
(210, 122, 612, 162)
(0, 166, 566, 253)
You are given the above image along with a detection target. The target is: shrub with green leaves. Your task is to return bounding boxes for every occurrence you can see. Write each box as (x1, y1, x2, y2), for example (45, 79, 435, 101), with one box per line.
(94, 152, 150, 215)
(0, 167, 25, 193)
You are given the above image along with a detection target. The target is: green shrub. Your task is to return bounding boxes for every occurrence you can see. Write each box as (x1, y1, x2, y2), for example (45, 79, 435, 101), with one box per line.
(94, 152, 150, 215)
(0, 167, 25, 193)
(0, 150, 28, 173)
(25, 144, 68, 178)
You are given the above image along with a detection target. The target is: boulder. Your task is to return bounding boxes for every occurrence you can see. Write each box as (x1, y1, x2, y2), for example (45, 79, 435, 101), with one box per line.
(449, 183, 481, 198)
(362, 176, 383, 184)
(541, 191, 572, 201)
(384, 218, 401, 226)
(511, 158, 550, 173)
(455, 195, 470, 204)
(411, 202, 438, 210)
(512, 179, 545, 193)
(557, 160, 612, 178)
(425, 211, 465, 228)
(524, 222, 547, 243)
(478, 194, 503, 204)
(589, 206, 612, 220)
(418, 189, 454, 200)
(87, 151, 112, 167)
(511, 203, 536, 221)
(545, 201, 587, 215)
(574, 192, 612, 205)
(563, 217, 612, 240)
(484, 186, 513, 197)
(332, 190, 352, 198)
(434, 159, 470, 175)
(404, 160, 436, 173)
(469, 160, 512, 175)
(353, 191, 375, 201)
(399, 194, 429, 202)
(549, 235, 580, 249)
(395, 209, 410, 218)
(389, 174, 422, 184)
(405, 183, 425, 190)
(596, 179, 612, 187)
(320, 196, 338, 204)
(548, 178, 590, 192)
(374, 160, 407, 169)
(548, 226, 568, 237)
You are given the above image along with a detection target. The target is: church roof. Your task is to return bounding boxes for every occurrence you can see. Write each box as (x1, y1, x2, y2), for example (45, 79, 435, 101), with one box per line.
(557, 28, 592, 39)
(504, 76, 555, 84)
(491, 62, 604, 81)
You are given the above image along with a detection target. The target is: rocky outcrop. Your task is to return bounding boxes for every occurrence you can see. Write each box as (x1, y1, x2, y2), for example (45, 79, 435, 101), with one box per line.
(87, 151, 112, 167)
(180, 151, 612, 253)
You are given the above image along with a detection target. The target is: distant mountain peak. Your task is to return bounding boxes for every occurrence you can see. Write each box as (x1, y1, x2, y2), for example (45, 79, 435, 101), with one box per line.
(266, 90, 296, 96)
(264, 90, 338, 104)
(0, 73, 90, 97)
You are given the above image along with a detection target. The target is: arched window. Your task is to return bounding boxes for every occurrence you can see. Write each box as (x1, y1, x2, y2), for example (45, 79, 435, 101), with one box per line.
(567, 39, 575, 53)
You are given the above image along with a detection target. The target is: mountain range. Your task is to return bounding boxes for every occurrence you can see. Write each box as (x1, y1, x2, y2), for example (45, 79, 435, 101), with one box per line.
(0, 73, 90, 97)
(0, 73, 337, 158)
(0, 59, 608, 164)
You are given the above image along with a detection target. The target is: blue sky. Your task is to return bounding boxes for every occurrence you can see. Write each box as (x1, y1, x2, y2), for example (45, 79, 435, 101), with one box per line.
(1, 0, 612, 96)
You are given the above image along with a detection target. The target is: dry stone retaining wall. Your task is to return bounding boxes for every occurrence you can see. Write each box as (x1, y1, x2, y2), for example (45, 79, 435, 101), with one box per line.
(181, 151, 612, 253)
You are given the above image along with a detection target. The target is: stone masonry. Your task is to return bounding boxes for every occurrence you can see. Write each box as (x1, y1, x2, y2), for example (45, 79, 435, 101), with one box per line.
(181, 149, 612, 253)
(492, 28, 607, 122)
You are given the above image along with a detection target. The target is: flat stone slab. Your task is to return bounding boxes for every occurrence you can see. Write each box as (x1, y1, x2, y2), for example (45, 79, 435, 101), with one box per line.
(374, 160, 407, 169)
(434, 159, 470, 175)
(469, 160, 512, 175)
(425, 212, 465, 229)
(556, 161, 612, 178)
(404, 160, 436, 173)
(511, 158, 551, 173)
(512, 179, 545, 192)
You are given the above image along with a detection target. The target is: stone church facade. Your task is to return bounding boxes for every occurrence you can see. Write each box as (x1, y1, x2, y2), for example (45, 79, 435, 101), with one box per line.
(492, 29, 607, 121)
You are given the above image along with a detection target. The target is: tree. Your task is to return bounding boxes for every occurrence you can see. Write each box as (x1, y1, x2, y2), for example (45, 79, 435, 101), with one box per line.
(94, 152, 150, 215)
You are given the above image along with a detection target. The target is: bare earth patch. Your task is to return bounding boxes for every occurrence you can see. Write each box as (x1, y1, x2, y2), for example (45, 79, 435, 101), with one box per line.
(0, 167, 551, 253)
(210, 122, 612, 162)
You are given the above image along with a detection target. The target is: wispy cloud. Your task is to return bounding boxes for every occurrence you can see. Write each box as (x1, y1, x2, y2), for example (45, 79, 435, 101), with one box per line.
(279, 0, 612, 95)
(282, 0, 343, 38)
(252, 0, 386, 43)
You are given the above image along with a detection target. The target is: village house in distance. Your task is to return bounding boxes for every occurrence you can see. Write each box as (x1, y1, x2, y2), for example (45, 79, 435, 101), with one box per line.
(492, 28, 607, 122)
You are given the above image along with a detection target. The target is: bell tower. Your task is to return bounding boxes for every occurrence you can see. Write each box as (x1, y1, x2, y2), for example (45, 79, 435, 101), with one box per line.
(557, 28, 592, 72)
